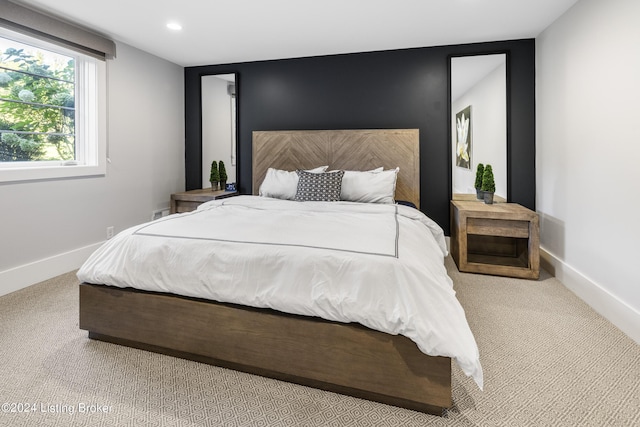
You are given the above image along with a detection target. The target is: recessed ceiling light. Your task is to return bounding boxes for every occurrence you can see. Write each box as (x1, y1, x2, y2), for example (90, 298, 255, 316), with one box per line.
(166, 22, 182, 31)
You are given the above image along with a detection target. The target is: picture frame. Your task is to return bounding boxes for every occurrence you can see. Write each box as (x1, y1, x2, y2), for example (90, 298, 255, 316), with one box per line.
(455, 105, 472, 170)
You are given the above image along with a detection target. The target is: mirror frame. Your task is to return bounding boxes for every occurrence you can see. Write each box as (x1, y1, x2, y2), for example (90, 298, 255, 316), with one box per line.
(185, 71, 239, 191)
(200, 73, 238, 188)
(447, 51, 511, 203)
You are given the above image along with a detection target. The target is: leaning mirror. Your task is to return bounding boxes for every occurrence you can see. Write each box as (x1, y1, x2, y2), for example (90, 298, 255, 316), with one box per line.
(201, 73, 237, 189)
(451, 54, 506, 201)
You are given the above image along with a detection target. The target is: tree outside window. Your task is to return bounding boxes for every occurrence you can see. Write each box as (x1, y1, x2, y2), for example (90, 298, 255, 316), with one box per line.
(0, 37, 75, 163)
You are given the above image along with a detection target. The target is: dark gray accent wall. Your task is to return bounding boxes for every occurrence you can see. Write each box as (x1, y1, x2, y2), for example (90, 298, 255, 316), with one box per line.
(184, 39, 535, 234)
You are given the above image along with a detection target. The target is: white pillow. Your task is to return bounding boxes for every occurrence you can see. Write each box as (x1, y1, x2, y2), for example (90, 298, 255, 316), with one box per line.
(259, 166, 328, 200)
(340, 167, 399, 204)
(337, 168, 381, 199)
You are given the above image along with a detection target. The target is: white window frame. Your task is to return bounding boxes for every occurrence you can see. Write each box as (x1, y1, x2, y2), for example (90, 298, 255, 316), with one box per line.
(0, 27, 107, 183)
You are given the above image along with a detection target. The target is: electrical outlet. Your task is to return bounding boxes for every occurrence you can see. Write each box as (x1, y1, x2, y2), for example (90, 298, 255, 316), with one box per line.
(106, 226, 114, 240)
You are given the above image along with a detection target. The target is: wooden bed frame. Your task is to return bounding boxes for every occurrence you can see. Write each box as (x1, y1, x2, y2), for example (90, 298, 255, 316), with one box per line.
(79, 129, 454, 415)
(252, 129, 420, 208)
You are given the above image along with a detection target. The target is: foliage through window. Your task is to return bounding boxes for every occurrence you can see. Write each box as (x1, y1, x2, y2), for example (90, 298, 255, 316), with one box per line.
(0, 36, 76, 163)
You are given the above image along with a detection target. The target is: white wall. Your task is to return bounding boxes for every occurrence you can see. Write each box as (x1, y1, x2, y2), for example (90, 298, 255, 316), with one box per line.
(452, 63, 507, 199)
(537, 0, 640, 342)
(0, 41, 184, 295)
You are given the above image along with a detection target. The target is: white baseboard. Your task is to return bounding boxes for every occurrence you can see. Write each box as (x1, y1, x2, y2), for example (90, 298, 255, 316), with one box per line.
(540, 247, 640, 344)
(0, 242, 103, 297)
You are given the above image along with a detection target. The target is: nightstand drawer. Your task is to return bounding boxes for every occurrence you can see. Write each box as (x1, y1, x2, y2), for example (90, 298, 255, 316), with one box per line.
(170, 189, 238, 214)
(174, 200, 203, 213)
(467, 218, 529, 238)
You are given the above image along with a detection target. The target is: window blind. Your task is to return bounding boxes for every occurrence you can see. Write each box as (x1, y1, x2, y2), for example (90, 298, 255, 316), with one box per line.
(0, 0, 115, 60)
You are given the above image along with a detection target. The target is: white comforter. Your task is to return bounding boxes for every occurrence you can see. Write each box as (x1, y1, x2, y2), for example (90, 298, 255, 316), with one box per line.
(77, 195, 483, 389)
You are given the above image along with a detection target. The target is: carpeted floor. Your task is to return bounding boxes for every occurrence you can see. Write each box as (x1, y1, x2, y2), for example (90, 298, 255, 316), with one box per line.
(0, 257, 638, 426)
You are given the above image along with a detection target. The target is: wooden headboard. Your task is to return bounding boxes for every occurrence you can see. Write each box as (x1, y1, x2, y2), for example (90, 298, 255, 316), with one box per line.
(252, 129, 420, 208)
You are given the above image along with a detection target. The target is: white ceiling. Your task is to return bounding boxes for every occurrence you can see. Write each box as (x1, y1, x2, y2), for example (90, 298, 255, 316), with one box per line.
(15, 0, 579, 67)
(451, 54, 505, 101)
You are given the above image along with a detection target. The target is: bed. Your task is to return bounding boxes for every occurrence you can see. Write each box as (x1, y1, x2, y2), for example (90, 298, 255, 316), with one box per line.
(78, 129, 482, 415)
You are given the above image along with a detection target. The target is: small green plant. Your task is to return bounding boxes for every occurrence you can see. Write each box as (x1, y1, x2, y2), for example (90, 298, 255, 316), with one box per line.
(209, 161, 219, 183)
(481, 164, 496, 193)
(218, 160, 228, 184)
(474, 163, 485, 189)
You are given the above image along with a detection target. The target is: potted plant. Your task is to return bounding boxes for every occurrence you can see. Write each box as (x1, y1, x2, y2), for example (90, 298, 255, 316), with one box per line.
(474, 163, 485, 199)
(481, 164, 496, 204)
(219, 160, 228, 190)
(209, 161, 219, 190)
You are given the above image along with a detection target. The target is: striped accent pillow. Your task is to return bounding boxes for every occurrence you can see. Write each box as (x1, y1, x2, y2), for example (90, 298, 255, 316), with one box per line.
(295, 170, 345, 202)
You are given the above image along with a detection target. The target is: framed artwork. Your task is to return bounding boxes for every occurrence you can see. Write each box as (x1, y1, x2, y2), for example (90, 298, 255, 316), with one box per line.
(456, 105, 472, 169)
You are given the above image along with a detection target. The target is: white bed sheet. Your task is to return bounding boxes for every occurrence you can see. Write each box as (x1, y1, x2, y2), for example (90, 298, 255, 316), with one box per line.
(77, 195, 483, 389)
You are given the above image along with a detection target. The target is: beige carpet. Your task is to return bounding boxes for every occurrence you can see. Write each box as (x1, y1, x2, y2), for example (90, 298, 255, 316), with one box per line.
(0, 258, 638, 426)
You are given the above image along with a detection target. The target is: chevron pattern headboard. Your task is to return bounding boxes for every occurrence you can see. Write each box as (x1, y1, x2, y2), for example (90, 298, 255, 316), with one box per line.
(252, 129, 420, 208)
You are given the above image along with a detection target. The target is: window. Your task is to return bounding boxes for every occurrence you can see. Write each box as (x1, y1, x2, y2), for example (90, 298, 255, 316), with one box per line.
(0, 27, 106, 182)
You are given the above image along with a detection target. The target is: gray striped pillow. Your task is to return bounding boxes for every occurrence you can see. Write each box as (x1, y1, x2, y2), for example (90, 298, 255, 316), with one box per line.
(295, 170, 345, 202)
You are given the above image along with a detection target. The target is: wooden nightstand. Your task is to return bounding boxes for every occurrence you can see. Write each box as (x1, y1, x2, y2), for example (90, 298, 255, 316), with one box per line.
(170, 188, 238, 214)
(450, 200, 540, 279)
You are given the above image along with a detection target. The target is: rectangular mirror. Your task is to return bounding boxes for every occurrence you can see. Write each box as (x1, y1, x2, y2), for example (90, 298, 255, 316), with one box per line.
(201, 73, 237, 189)
(451, 54, 506, 201)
